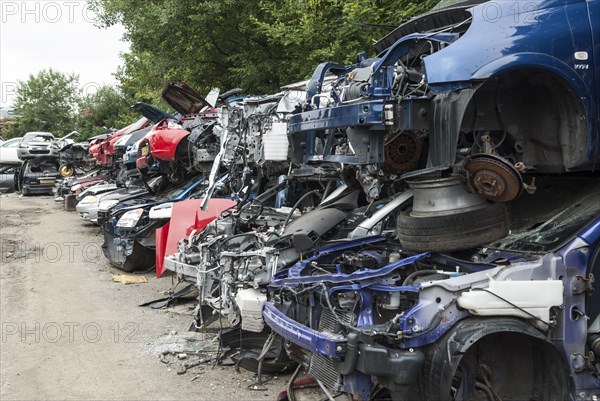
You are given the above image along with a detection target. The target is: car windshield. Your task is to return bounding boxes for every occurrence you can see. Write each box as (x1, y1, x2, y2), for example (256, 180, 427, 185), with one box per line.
(491, 181, 600, 253)
(25, 135, 53, 142)
(28, 162, 58, 173)
(2, 139, 21, 147)
(159, 179, 206, 200)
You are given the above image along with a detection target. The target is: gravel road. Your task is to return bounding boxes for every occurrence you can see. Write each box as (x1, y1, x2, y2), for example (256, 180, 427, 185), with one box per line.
(0, 193, 287, 400)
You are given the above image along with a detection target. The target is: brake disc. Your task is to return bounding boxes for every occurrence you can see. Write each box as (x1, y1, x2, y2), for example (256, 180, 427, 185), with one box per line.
(465, 154, 523, 202)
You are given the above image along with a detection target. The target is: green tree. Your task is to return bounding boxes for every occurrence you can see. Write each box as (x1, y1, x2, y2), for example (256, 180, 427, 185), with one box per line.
(90, 0, 437, 99)
(4, 69, 80, 138)
(76, 85, 139, 138)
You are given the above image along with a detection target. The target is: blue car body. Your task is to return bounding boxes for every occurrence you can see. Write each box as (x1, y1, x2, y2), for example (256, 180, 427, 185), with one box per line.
(101, 178, 208, 271)
(288, 0, 600, 201)
(264, 176, 600, 400)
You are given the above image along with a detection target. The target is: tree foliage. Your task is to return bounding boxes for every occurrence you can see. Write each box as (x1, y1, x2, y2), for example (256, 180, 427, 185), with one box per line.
(2, 70, 139, 140)
(77, 85, 138, 139)
(4, 69, 80, 138)
(91, 0, 438, 98)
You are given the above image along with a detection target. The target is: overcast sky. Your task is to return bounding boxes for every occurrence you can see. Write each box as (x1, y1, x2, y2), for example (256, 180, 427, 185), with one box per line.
(0, 1, 130, 107)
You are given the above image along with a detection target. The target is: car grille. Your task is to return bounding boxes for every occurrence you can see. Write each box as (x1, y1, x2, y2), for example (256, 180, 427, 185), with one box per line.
(308, 308, 354, 393)
(30, 149, 50, 154)
(98, 210, 109, 221)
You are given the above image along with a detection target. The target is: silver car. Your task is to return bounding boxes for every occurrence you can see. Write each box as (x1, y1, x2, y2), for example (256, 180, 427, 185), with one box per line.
(76, 187, 147, 224)
(17, 132, 56, 160)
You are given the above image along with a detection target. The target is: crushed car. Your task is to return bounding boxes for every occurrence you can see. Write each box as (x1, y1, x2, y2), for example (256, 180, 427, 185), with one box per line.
(135, 83, 223, 182)
(17, 156, 61, 195)
(101, 177, 233, 272)
(264, 175, 600, 401)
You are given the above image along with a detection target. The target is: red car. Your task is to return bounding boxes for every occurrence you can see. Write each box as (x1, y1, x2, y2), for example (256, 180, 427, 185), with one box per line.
(154, 197, 236, 277)
(136, 83, 218, 182)
(90, 103, 175, 169)
(86, 134, 109, 166)
(96, 118, 149, 168)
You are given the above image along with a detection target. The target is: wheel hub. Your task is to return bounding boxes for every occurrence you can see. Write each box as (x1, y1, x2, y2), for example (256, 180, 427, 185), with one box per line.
(465, 154, 523, 202)
(59, 164, 74, 177)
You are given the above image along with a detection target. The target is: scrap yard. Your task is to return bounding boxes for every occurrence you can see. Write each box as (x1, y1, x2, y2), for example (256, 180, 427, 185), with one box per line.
(1, 0, 599, 400)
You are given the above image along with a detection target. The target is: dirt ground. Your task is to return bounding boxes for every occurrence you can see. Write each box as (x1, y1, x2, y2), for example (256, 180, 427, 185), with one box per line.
(0, 193, 288, 401)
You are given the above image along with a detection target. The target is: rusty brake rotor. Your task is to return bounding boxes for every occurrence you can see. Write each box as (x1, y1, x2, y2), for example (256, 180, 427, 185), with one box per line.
(464, 154, 523, 202)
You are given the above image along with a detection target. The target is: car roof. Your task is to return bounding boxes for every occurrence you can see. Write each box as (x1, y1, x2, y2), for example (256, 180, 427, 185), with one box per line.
(23, 132, 53, 137)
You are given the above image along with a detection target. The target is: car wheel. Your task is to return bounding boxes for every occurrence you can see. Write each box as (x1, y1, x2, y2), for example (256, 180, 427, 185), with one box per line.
(397, 202, 509, 252)
(421, 329, 570, 401)
(59, 164, 74, 177)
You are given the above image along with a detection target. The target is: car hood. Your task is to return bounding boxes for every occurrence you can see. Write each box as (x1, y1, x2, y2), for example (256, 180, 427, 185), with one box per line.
(161, 82, 210, 115)
(131, 102, 176, 123)
(114, 128, 152, 150)
(100, 187, 148, 202)
(22, 141, 52, 147)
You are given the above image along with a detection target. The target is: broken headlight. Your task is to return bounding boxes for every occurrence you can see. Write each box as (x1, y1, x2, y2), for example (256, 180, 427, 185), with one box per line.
(116, 208, 144, 228)
(78, 195, 98, 205)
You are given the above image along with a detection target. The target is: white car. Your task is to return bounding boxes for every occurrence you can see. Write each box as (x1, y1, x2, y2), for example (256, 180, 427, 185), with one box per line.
(0, 137, 23, 164)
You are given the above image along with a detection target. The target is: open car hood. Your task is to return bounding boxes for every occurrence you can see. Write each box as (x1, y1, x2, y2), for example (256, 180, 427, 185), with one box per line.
(131, 102, 175, 123)
(161, 82, 210, 115)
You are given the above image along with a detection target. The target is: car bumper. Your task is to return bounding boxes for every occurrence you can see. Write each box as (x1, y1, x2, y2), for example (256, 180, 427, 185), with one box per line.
(263, 303, 424, 384)
(102, 229, 129, 266)
(22, 183, 55, 195)
(17, 149, 58, 159)
(75, 204, 97, 219)
(163, 254, 197, 281)
(102, 228, 155, 271)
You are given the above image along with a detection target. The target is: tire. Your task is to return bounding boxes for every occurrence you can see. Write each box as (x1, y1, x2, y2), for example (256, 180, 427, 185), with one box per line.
(421, 327, 570, 401)
(397, 202, 509, 252)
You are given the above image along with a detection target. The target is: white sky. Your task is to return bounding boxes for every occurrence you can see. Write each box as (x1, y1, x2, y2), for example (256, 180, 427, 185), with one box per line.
(0, 0, 130, 107)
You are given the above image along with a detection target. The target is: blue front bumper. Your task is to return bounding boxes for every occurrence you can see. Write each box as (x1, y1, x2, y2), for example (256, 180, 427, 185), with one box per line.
(263, 302, 425, 386)
(263, 302, 347, 358)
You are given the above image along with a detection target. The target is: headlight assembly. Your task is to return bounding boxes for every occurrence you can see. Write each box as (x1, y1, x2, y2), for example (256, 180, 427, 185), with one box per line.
(78, 196, 98, 205)
(116, 208, 144, 228)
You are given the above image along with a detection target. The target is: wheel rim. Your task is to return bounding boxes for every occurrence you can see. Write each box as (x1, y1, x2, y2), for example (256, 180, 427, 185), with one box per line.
(59, 165, 74, 177)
